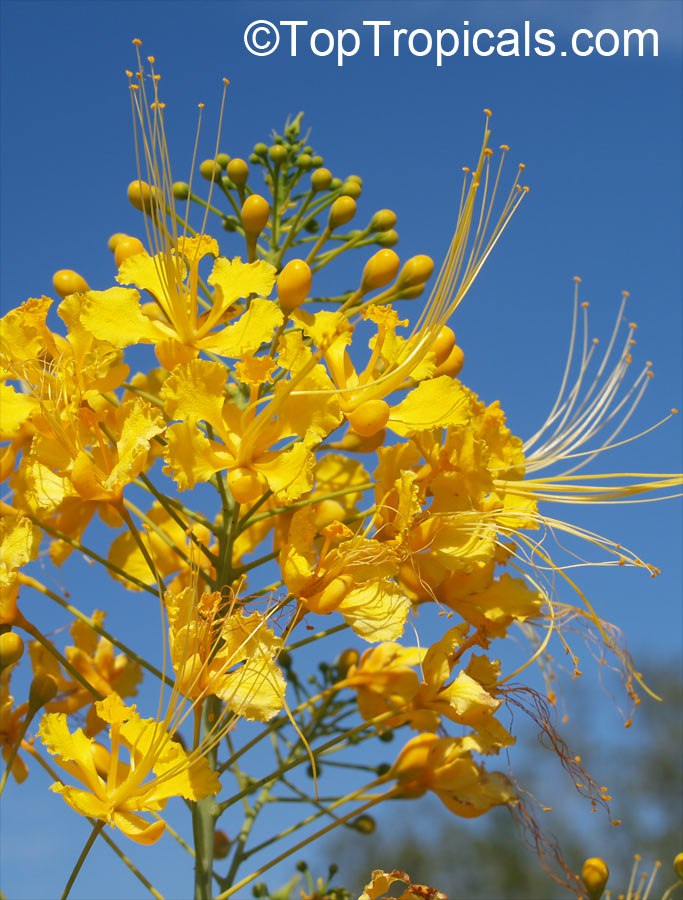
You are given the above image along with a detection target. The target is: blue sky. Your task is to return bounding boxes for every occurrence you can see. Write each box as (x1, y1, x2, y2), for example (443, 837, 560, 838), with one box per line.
(1, 1, 681, 897)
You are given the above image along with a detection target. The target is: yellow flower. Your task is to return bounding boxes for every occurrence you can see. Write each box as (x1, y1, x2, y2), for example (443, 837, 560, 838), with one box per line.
(164, 589, 286, 722)
(29, 610, 142, 735)
(0, 513, 40, 625)
(390, 732, 515, 817)
(40, 693, 219, 844)
(281, 507, 410, 641)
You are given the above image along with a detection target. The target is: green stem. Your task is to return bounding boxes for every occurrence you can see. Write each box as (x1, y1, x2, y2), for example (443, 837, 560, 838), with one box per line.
(60, 820, 104, 900)
(191, 698, 221, 900)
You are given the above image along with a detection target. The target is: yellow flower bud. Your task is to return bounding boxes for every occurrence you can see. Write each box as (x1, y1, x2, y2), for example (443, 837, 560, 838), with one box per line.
(199, 159, 222, 181)
(308, 575, 354, 615)
(215, 152, 231, 168)
(277, 259, 312, 309)
(361, 249, 400, 293)
(173, 182, 190, 200)
(52, 269, 90, 299)
(227, 467, 267, 504)
(28, 673, 58, 714)
(311, 167, 333, 192)
(0, 632, 24, 670)
(114, 236, 146, 268)
(241, 194, 270, 235)
(432, 326, 456, 366)
(376, 229, 398, 247)
(398, 254, 434, 288)
(296, 153, 313, 169)
(90, 742, 111, 777)
(347, 399, 391, 437)
(674, 853, 683, 880)
(107, 232, 129, 252)
(370, 209, 397, 232)
(313, 499, 346, 529)
(581, 858, 609, 900)
(434, 344, 464, 378)
(328, 196, 357, 230)
(227, 158, 249, 187)
(347, 174, 362, 186)
(127, 179, 160, 213)
(214, 830, 231, 860)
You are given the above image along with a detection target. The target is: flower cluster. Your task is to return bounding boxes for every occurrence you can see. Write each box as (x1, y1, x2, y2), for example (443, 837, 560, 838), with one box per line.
(0, 43, 680, 900)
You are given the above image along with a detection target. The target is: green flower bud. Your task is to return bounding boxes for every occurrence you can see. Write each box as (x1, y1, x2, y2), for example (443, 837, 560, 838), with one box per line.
(378, 728, 394, 743)
(376, 229, 398, 247)
(296, 154, 313, 169)
(330, 177, 343, 190)
(335, 648, 359, 676)
(370, 209, 397, 232)
(213, 830, 231, 860)
(172, 182, 190, 200)
(199, 159, 222, 182)
(29, 673, 58, 714)
(253, 143, 268, 156)
(268, 145, 288, 164)
(347, 174, 363, 186)
(227, 158, 249, 188)
(248, 154, 260, 164)
(311, 167, 333, 192)
(581, 858, 609, 900)
(351, 815, 376, 835)
(341, 181, 362, 199)
(311, 155, 324, 167)
(215, 153, 231, 168)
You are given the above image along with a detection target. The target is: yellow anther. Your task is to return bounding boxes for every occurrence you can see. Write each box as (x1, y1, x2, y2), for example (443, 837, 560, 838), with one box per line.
(483, 107, 492, 116)
(147, 55, 155, 63)
(500, 144, 510, 151)
(573, 275, 582, 282)
(132, 38, 142, 46)
(223, 77, 230, 86)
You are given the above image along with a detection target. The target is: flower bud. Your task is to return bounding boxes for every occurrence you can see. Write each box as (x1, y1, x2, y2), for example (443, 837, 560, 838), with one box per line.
(398, 254, 434, 288)
(347, 399, 391, 437)
(376, 229, 398, 247)
(253, 143, 268, 157)
(296, 154, 313, 169)
(28, 673, 58, 714)
(199, 159, 222, 182)
(341, 180, 361, 199)
(107, 233, 128, 252)
(311, 155, 324, 168)
(314, 499, 346, 529)
(227, 467, 267, 504)
(370, 209, 397, 232)
(432, 326, 456, 366)
(213, 830, 231, 860)
(227, 158, 249, 188)
(581, 858, 609, 900)
(241, 195, 270, 235)
(347, 174, 363, 186)
(336, 648, 359, 676)
(396, 284, 425, 300)
(361, 250, 400, 293)
(308, 575, 354, 615)
(127, 180, 160, 213)
(215, 152, 231, 168)
(434, 344, 464, 378)
(115, 236, 146, 268)
(330, 177, 343, 191)
(268, 145, 288, 165)
(328, 196, 357, 230)
(90, 742, 111, 777)
(311, 168, 333, 192)
(173, 182, 190, 200)
(0, 632, 24, 670)
(52, 269, 89, 299)
(277, 259, 312, 310)
(351, 815, 376, 835)
(674, 853, 683, 880)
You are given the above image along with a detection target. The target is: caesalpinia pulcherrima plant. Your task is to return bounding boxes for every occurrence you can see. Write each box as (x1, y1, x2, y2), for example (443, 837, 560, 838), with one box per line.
(0, 41, 681, 900)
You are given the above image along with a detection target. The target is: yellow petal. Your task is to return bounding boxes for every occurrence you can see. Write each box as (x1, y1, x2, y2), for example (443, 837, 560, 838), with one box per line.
(75, 288, 158, 348)
(163, 422, 231, 490)
(161, 359, 227, 431)
(339, 582, 410, 642)
(388, 377, 472, 437)
(254, 442, 314, 502)
(112, 811, 166, 845)
(207, 256, 276, 309)
(215, 656, 286, 721)
(200, 297, 283, 358)
(0, 384, 38, 437)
